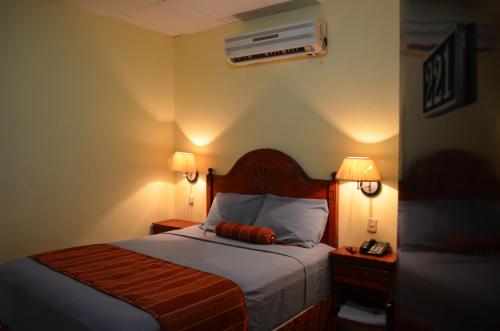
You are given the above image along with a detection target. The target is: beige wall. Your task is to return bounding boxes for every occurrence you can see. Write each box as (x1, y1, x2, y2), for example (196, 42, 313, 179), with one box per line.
(174, 0, 400, 248)
(0, 0, 400, 263)
(0, 0, 176, 263)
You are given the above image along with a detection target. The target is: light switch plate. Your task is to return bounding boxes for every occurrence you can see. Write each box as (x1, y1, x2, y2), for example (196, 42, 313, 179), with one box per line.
(368, 217, 377, 233)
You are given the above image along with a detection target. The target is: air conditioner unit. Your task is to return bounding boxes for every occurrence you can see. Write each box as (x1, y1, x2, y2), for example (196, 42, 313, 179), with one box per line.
(224, 18, 327, 66)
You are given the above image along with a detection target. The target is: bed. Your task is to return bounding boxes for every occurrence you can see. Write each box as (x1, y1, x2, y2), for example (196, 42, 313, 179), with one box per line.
(0, 148, 339, 331)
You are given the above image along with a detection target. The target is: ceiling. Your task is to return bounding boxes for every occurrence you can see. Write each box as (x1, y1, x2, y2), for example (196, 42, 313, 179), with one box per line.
(57, 0, 326, 37)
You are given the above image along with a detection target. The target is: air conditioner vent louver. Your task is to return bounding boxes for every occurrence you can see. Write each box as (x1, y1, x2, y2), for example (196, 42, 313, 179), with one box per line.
(224, 18, 327, 66)
(231, 47, 308, 63)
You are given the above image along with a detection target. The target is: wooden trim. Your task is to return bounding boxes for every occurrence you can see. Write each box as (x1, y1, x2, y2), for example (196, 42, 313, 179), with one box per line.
(327, 172, 339, 248)
(334, 274, 390, 293)
(330, 247, 398, 331)
(206, 168, 215, 216)
(332, 247, 397, 265)
(276, 296, 332, 331)
(205, 149, 339, 247)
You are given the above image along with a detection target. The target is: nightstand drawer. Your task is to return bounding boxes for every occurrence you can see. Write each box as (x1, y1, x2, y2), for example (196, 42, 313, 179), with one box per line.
(152, 224, 176, 233)
(330, 247, 397, 330)
(335, 262, 389, 284)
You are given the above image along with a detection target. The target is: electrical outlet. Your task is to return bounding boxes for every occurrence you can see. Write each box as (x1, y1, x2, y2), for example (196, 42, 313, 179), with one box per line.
(368, 217, 377, 233)
(188, 195, 195, 206)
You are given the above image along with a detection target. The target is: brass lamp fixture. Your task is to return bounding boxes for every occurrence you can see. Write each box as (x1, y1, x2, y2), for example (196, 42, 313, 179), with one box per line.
(169, 151, 198, 183)
(336, 157, 382, 197)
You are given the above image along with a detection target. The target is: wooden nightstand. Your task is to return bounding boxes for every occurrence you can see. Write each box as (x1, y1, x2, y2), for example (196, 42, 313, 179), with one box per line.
(151, 219, 200, 234)
(330, 246, 397, 331)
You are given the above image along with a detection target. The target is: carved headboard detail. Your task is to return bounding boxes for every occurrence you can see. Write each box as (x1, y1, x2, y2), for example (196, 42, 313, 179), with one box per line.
(206, 148, 339, 247)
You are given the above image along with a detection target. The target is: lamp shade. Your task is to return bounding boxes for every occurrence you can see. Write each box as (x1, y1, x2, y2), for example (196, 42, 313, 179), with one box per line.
(336, 157, 381, 181)
(169, 152, 196, 173)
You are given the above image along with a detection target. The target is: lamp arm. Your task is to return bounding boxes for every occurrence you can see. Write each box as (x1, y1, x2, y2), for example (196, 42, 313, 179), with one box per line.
(358, 181, 374, 189)
(186, 171, 199, 183)
(357, 180, 382, 197)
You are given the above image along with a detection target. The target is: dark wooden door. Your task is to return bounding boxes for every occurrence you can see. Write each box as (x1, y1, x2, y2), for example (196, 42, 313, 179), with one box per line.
(397, 1, 500, 330)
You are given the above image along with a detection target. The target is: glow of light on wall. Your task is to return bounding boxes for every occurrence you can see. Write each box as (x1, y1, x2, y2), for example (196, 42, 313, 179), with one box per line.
(176, 111, 243, 147)
(176, 99, 399, 147)
(337, 181, 398, 247)
(313, 106, 399, 144)
(104, 180, 174, 221)
(87, 180, 175, 240)
(174, 173, 207, 222)
(334, 117, 399, 144)
(188, 134, 213, 147)
(348, 132, 397, 144)
(293, 79, 399, 144)
(178, 111, 398, 146)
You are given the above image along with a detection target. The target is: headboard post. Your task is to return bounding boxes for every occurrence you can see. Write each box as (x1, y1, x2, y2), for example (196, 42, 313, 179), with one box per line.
(327, 172, 339, 248)
(204, 149, 339, 247)
(206, 168, 214, 215)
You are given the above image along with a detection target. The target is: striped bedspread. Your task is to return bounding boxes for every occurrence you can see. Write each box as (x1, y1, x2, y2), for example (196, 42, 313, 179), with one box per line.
(31, 244, 247, 331)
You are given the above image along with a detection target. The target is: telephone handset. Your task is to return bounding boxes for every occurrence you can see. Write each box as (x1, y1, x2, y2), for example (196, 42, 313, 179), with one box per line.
(360, 239, 390, 256)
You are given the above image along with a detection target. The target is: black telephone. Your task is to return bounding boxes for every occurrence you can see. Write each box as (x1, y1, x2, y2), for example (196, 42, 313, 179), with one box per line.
(360, 239, 390, 256)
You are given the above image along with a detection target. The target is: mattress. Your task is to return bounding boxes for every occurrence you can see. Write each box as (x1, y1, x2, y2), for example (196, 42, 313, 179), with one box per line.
(0, 226, 332, 331)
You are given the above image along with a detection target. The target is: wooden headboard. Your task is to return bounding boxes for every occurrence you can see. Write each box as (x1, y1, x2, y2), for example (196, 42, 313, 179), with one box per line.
(206, 149, 339, 247)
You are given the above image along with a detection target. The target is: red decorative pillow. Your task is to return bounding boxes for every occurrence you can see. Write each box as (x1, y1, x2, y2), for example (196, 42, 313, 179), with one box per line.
(215, 221, 276, 245)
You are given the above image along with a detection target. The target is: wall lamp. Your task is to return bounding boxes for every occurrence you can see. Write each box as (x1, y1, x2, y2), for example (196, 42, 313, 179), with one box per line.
(336, 157, 382, 197)
(169, 151, 198, 183)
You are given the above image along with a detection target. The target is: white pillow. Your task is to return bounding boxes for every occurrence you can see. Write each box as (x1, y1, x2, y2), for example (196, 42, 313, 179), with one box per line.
(202, 193, 266, 231)
(254, 194, 328, 248)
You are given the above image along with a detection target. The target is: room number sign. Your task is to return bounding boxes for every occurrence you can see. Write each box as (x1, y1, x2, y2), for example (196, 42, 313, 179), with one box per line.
(423, 24, 476, 117)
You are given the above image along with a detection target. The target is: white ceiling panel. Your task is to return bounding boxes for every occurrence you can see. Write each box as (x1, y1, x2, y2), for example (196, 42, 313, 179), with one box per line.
(119, 1, 224, 36)
(57, 0, 328, 37)
(58, 0, 159, 17)
(219, 16, 240, 24)
(174, 0, 290, 20)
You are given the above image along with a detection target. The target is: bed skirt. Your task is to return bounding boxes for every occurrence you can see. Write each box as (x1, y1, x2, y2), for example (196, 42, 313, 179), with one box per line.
(1, 297, 331, 331)
(275, 296, 332, 331)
